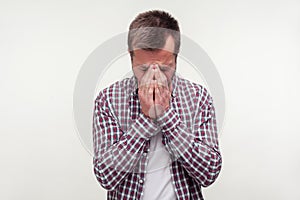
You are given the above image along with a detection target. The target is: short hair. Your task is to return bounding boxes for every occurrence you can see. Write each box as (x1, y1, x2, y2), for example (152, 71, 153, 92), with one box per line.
(128, 10, 181, 59)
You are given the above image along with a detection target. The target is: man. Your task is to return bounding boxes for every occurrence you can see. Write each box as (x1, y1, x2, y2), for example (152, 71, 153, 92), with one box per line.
(92, 10, 222, 200)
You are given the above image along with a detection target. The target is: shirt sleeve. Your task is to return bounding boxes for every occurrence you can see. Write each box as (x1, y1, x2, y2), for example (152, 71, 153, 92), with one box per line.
(156, 87, 222, 187)
(92, 91, 159, 191)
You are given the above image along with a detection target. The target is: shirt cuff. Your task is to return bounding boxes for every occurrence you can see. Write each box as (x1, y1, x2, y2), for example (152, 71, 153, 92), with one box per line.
(131, 113, 160, 140)
(155, 107, 180, 132)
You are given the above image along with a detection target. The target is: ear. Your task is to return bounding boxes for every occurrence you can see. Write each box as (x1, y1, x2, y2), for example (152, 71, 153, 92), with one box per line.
(173, 54, 177, 65)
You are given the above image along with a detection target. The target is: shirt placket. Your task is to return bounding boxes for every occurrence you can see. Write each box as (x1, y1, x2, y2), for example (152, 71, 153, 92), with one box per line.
(137, 140, 150, 200)
(129, 93, 151, 200)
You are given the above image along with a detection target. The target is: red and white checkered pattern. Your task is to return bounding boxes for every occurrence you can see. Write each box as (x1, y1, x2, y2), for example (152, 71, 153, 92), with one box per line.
(92, 74, 222, 200)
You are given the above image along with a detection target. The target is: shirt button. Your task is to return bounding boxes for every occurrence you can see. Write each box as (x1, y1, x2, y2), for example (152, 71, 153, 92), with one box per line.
(143, 152, 147, 156)
(139, 179, 144, 184)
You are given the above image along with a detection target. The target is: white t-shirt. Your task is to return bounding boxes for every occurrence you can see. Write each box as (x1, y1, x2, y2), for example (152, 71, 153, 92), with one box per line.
(142, 132, 177, 200)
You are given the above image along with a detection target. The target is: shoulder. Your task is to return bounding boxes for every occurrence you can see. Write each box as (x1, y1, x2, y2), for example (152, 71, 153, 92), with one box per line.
(176, 76, 211, 99)
(176, 76, 213, 108)
(94, 77, 135, 103)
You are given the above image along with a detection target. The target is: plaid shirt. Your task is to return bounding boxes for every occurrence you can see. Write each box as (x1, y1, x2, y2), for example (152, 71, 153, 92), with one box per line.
(92, 74, 222, 200)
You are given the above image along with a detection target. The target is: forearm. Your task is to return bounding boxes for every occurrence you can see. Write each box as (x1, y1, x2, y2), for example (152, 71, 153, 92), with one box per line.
(93, 111, 159, 190)
(156, 107, 222, 187)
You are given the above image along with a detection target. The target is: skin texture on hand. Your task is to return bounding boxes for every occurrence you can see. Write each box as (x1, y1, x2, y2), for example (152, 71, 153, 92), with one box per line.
(138, 66, 155, 119)
(138, 64, 172, 119)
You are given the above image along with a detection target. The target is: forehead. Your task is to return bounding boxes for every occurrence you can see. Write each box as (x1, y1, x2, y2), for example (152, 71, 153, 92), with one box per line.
(133, 49, 174, 63)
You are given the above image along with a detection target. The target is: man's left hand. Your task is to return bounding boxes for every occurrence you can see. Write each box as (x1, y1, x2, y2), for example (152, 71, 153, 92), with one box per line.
(153, 67, 173, 118)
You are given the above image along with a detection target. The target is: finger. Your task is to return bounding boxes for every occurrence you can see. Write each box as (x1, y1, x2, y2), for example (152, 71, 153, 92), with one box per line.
(148, 80, 156, 103)
(155, 69, 168, 89)
(163, 89, 172, 105)
(155, 83, 162, 103)
(144, 68, 154, 81)
(138, 85, 147, 101)
(157, 67, 168, 84)
(140, 67, 155, 87)
(148, 81, 154, 99)
(155, 85, 166, 103)
(150, 63, 159, 71)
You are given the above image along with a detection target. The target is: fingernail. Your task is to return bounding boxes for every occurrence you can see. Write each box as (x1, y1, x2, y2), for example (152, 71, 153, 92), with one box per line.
(151, 64, 159, 70)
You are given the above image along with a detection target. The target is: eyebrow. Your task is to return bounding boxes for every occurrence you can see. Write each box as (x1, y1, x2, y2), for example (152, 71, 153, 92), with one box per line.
(138, 63, 172, 67)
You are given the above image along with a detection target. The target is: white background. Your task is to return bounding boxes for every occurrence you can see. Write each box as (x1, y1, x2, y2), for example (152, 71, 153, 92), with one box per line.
(1, 0, 300, 199)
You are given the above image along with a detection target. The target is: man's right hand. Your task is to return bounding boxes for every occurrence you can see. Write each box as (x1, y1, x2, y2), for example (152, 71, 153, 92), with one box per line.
(138, 67, 157, 119)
